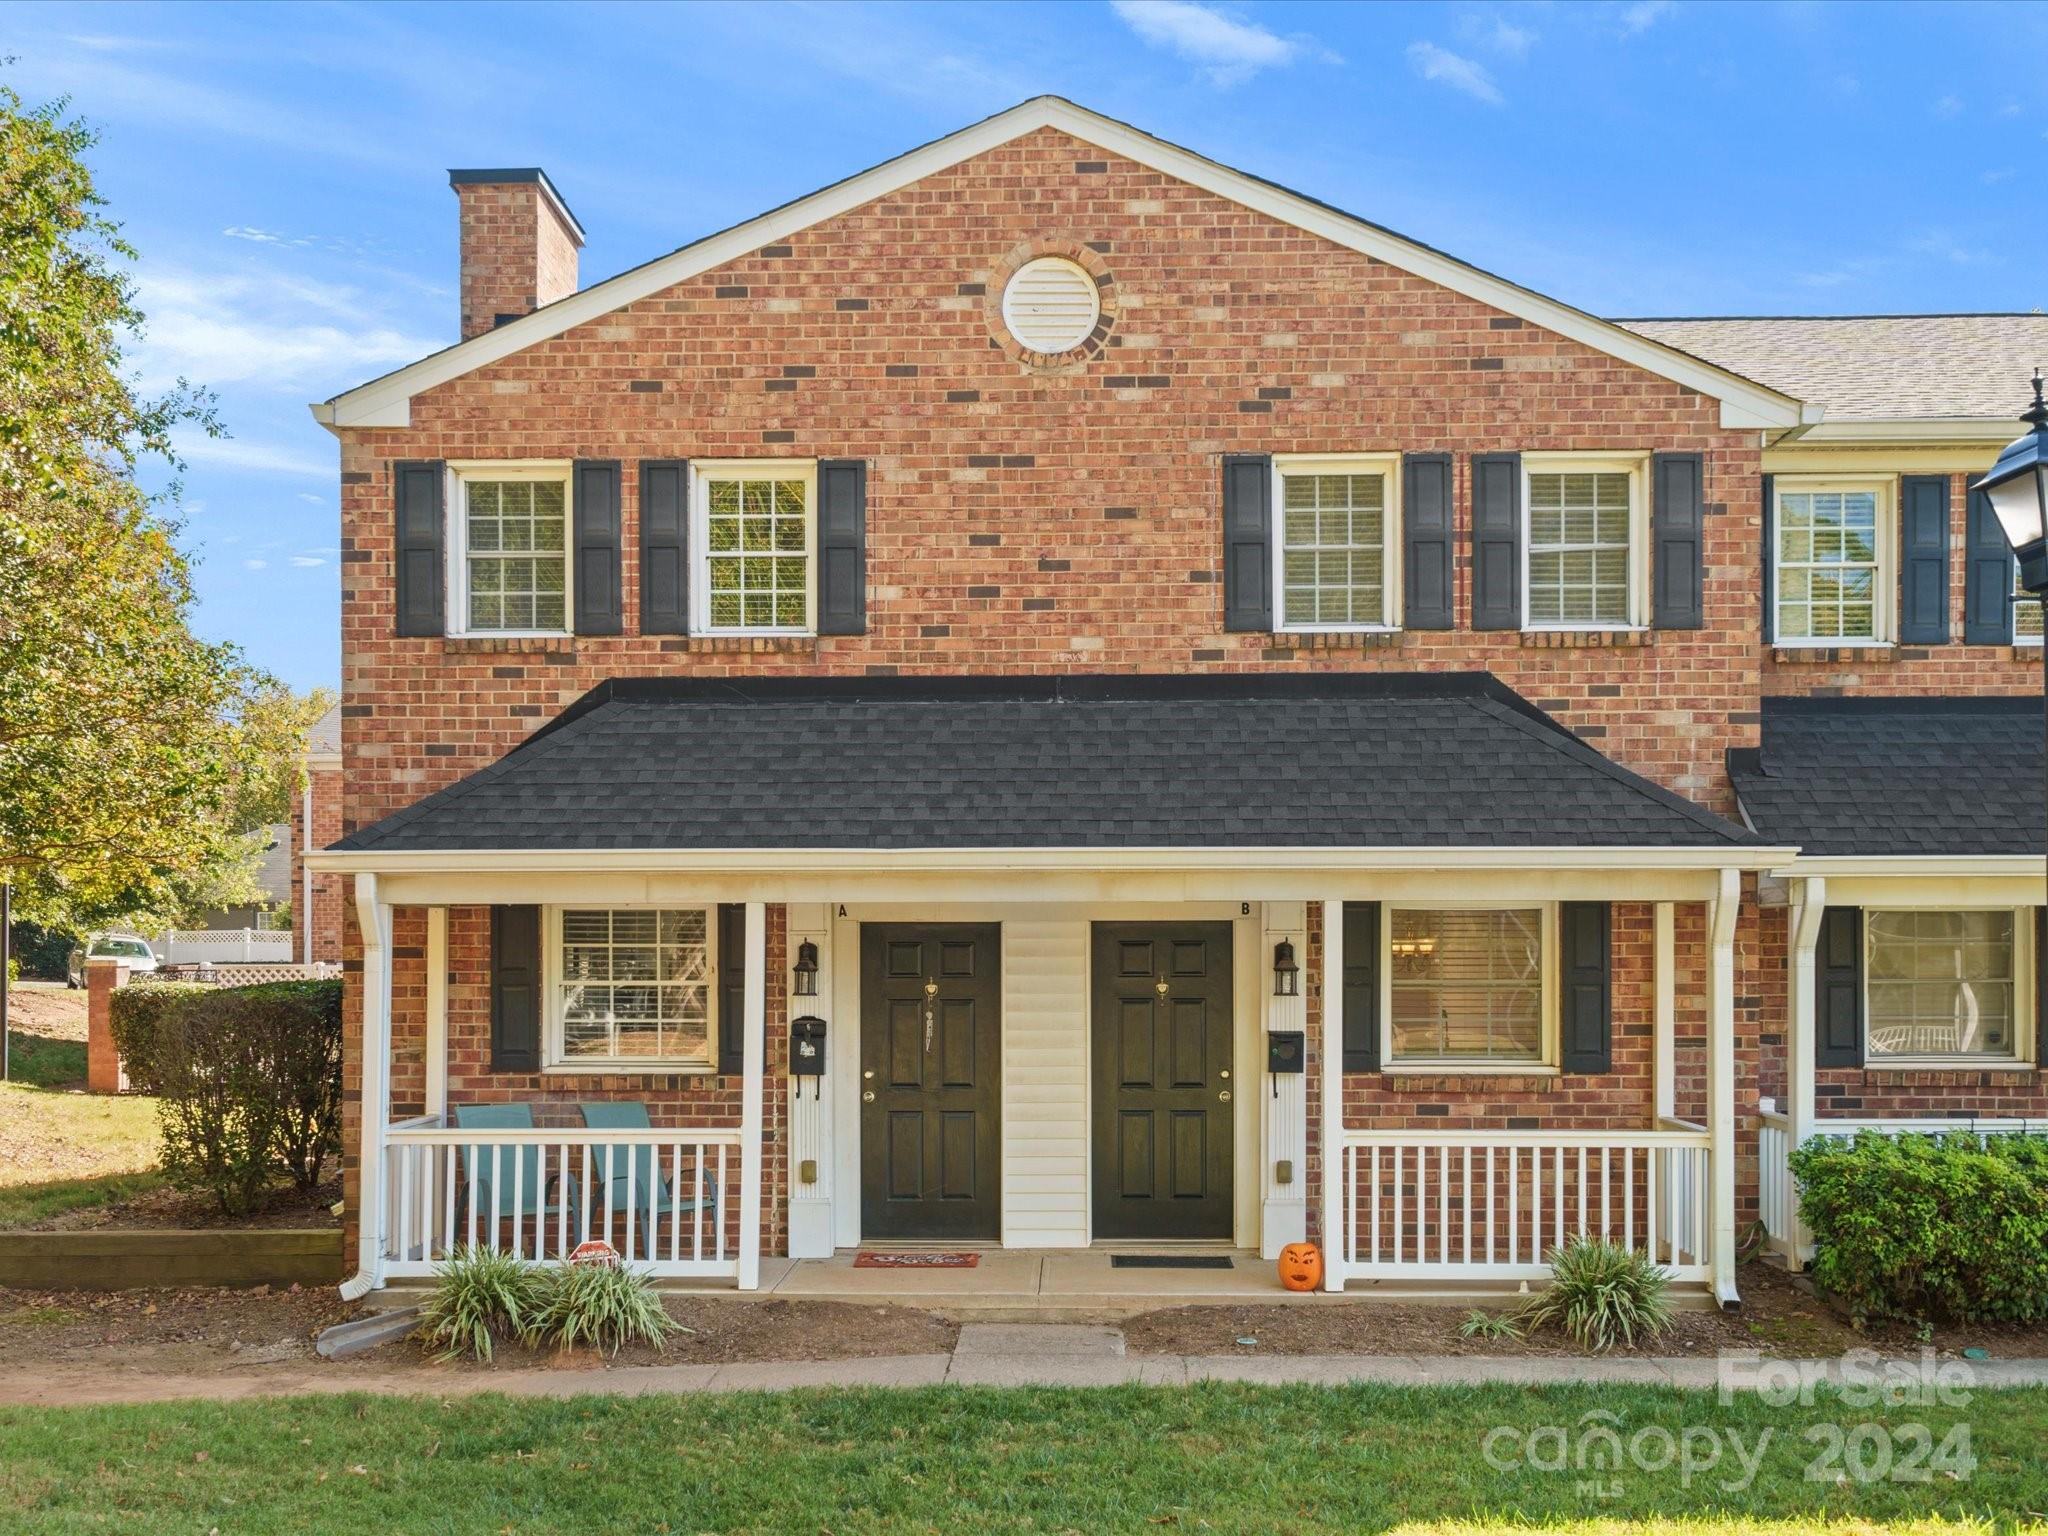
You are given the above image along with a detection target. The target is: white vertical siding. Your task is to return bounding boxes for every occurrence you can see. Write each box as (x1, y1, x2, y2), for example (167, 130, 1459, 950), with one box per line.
(1001, 919, 1090, 1248)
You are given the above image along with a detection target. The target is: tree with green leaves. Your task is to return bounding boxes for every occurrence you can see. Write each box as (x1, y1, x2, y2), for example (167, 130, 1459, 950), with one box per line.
(0, 79, 306, 931)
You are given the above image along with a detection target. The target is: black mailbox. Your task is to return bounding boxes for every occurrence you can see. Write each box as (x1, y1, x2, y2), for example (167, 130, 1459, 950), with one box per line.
(791, 1015, 828, 1077)
(1267, 1029, 1305, 1074)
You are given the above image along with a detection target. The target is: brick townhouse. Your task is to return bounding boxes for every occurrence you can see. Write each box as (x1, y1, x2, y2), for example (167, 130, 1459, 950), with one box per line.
(306, 98, 2046, 1304)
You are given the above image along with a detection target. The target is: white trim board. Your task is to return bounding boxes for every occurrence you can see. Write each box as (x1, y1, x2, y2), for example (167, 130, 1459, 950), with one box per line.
(311, 97, 1810, 434)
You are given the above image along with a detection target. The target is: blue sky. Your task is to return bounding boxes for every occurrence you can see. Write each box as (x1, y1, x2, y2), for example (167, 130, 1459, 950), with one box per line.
(9, 0, 2046, 691)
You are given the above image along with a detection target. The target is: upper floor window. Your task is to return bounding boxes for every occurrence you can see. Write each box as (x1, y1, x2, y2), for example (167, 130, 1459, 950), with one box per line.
(1272, 454, 1399, 632)
(1865, 909, 2025, 1064)
(1387, 906, 1554, 1068)
(1773, 477, 1889, 645)
(1522, 456, 1647, 630)
(451, 464, 571, 636)
(693, 461, 815, 635)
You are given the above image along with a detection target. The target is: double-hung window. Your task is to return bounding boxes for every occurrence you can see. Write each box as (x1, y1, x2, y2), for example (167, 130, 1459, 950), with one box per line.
(1387, 906, 1555, 1069)
(692, 460, 816, 636)
(1865, 909, 2030, 1066)
(1521, 456, 1647, 630)
(548, 907, 715, 1070)
(1272, 454, 1400, 631)
(450, 464, 572, 636)
(1772, 477, 1889, 644)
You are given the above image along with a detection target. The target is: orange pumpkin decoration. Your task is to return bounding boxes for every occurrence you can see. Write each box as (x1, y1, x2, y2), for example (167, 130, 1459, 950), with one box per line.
(1278, 1241, 1323, 1292)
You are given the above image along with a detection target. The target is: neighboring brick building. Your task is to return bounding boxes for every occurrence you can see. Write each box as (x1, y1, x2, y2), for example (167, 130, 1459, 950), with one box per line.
(308, 98, 2044, 1303)
(289, 703, 345, 966)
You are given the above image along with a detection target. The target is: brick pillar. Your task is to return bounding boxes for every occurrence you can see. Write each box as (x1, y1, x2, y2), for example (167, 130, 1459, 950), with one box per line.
(85, 959, 130, 1093)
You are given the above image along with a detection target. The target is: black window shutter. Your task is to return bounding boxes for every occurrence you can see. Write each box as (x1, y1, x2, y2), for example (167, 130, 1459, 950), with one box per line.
(490, 905, 541, 1072)
(1403, 453, 1454, 629)
(1964, 476, 2015, 644)
(1341, 901, 1381, 1073)
(717, 903, 747, 1076)
(1651, 452, 1705, 630)
(640, 460, 689, 635)
(572, 459, 623, 636)
(1559, 902, 1613, 1074)
(394, 460, 446, 637)
(1470, 452, 1521, 630)
(1760, 473, 1776, 644)
(1222, 454, 1273, 632)
(817, 458, 867, 635)
(1898, 474, 1951, 645)
(1815, 907, 1864, 1067)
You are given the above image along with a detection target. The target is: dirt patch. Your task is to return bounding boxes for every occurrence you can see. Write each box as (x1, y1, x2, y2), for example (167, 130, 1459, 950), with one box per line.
(1124, 1262, 2048, 1359)
(26, 1178, 342, 1232)
(6, 981, 87, 1043)
(0, 1283, 358, 1374)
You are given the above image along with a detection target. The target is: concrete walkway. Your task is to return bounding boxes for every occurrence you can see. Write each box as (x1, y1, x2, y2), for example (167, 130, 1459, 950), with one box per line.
(9, 1324, 2048, 1407)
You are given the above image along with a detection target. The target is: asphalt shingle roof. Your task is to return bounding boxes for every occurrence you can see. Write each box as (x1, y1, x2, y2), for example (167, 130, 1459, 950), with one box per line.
(335, 674, 1756, 854)
(1730, 696, 2045, 858)
(1616, 314, 2048, 423)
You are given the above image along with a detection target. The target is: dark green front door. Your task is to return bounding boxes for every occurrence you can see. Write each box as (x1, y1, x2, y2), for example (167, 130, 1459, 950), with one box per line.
(1090, 923, 1234, 1241)
(860, 924, 1002, 1241)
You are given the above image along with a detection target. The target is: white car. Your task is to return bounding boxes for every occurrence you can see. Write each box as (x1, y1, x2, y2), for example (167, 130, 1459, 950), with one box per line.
(66, 935, 161, 987)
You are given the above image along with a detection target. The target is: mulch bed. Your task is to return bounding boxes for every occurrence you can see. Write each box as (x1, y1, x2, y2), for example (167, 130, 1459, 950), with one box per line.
(0, 1283, 357, 1373)
(25, 1179, 343, 1233)
(1123, 1261, 2048, 1359)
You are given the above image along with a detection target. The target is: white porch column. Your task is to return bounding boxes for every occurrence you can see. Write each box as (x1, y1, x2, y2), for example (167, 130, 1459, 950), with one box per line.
(341, 873, 392, 1300)
(1786, 875, 1826, 1264)
(424, 906, 448, 1121)
(738, 900, 767, 1291)
(1707, 868, 1740, 1308)
(784, 902, 835, 1259)
(1318, 897, 1345, 1291)
(1260, 902, 1308, 1258)
(1653, 902, 1676, 1122)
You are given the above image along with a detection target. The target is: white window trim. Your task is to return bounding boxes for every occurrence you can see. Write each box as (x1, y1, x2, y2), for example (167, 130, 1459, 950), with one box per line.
(541, 904, 720, 1075)
(1519, 452, 1650, 633)
(1859, 905, 2037, 1072)
(1769, 473, 1895, 649)
(1270, 452, 1403, 634)
(689, 458, 819, 638)
(2012, 556, 2043, 646)
(445, 460, 575, 640)
(1380, 901, 1560, 1075)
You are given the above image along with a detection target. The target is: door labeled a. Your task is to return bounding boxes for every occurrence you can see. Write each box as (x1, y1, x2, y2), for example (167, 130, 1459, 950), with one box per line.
(859, 924, 1002, 1241)
(1090, 922, 1234, 1240)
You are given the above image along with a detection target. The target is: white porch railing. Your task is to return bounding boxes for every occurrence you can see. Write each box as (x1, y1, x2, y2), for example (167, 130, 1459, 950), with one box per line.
(1757, 1098, 2040, 1260)
(382, 1118, 744, 1280)
(160, 928, 295, 964)
(1336, 1128, 1714, 1284)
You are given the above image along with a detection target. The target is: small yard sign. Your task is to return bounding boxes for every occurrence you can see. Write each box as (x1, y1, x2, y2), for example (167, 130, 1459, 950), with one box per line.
(568, 1238, 620, 1269)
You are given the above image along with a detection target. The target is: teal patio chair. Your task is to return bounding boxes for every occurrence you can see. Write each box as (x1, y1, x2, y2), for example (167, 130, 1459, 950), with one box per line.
(579, 1102, 721, 1248)
(452, 1102, 582, 1241)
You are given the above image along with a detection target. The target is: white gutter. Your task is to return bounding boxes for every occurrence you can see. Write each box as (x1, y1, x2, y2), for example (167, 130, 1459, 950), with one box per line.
(1767, 854, 2044, 879)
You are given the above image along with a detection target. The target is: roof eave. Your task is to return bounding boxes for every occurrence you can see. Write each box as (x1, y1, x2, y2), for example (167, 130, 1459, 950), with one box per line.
(311, 96, 1806, 434)
(1767, 854, 2045, 879)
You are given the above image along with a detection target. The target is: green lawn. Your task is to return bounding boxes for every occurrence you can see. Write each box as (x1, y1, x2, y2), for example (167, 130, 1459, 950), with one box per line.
(2, 1382, 2042, 1534)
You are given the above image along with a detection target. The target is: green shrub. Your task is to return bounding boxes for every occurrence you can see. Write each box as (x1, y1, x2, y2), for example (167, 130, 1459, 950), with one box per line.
(416, 1246, 547, 1363)
(1790, 1129, 2048, 1327)
(8, 920, 77, 981)
(526, 1261, 679, 1358)
(109, 979, 343, 1213)
(1514, 1236, 1674, 1352)
(1457, 1309, 1522, 1342)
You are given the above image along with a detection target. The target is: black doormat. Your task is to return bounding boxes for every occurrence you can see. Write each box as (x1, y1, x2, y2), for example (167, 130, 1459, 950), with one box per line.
(1110, 1254, 1235, 1270)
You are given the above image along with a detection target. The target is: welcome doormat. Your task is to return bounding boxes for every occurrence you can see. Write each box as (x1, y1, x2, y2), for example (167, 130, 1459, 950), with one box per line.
(1110, 1254, 1235, 1270)
(852, 1251, 981, 1269)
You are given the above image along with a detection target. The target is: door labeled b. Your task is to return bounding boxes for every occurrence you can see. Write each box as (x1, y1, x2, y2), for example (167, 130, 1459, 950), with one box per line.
(1090, 922, 1234, 1240)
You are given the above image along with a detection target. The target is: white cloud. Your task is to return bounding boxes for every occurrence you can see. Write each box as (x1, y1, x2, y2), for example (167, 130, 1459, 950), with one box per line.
(289, 555, 327, 568)
(1111, 0, 1321, 85)
(1406, 41, 1503, 106)
(297, 492, 325, 506)
(224, 226, 316, 249)
(1934, 94, 1964, 119)
(1982, 167, 2017, 185)
(1616, 0, 1674, 35)
(1457, 11, 1535, 59)
(1907, 229, 1989, 267)
(243, 558, 269, 571)
(174, 436, 334, 479)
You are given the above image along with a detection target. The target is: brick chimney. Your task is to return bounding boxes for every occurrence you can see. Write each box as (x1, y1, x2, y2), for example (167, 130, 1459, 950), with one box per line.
(447, 168, 585, 340)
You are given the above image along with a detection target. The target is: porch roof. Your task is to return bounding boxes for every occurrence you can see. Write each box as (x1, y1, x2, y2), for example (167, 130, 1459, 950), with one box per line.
(1730, 695, 2045, 858)
(333, 674, 1758, 856)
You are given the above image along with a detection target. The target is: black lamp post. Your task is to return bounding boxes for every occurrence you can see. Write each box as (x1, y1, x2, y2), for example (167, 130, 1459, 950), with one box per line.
(1981, 370, 2048, 889)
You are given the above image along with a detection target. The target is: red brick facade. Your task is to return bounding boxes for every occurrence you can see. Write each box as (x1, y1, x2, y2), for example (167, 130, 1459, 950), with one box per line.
(288, 759, 344, 965)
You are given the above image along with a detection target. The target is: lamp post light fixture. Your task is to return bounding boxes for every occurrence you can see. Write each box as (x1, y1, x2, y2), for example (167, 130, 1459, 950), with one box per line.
(792, 939, 819, 998)
(1271, 938, 1299, 998)
(1983, 370, 2048, 904)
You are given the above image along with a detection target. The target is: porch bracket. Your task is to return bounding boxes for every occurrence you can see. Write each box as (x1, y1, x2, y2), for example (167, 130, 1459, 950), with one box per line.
(1708, 867, 1740, 1310)
(340, 872, 392, 1301)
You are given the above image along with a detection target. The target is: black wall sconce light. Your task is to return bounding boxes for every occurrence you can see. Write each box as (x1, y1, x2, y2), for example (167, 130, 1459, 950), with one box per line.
(793, 939, 819, 997)
(1272, 938, 1299, 998)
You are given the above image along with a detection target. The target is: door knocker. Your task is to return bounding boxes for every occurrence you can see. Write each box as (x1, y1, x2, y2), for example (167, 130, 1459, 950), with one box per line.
(923, 979, 938, 1052)
(1154, 979, 1168, 996)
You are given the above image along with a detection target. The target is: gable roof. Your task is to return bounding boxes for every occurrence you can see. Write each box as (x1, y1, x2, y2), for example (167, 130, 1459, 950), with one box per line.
(1619, 314, 2047, 440)
(313, 97, 1809, 435)
(306, 702, 342, 761)
(1729, 695, 2043, 859)
(331, 672, 1761, 857)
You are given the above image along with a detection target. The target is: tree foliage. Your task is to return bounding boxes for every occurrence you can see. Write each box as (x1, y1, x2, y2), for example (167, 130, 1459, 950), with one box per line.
(0, 80, 304, 930)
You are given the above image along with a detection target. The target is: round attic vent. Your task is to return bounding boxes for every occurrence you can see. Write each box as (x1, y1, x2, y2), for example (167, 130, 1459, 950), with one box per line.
(1000, 256, 1101, 355)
